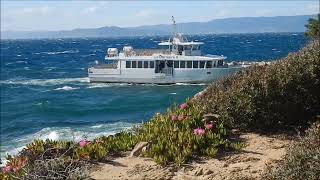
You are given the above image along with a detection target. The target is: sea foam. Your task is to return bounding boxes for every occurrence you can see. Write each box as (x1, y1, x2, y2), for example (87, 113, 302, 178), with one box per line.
(54, 86, 79, 91)
(0, 77, 89, 86)
(0, 122, 137, 166)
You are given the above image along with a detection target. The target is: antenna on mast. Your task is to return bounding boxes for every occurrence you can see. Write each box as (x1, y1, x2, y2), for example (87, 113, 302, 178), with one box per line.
(171, 16, 177, 36)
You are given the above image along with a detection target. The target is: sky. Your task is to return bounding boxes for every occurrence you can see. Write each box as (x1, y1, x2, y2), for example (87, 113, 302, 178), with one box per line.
(1, 1, 319, 31)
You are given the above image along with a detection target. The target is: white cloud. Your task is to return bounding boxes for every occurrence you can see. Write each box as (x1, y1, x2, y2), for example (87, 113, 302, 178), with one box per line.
(98, 2, 109, 7)
(135, 9, 154, 18)
(83, 7, 97, 14)
(214, 9, 231, 19)
(19, 6, 49, 16)
(306, 4, 319, 14)
(258, 9, 273, 16)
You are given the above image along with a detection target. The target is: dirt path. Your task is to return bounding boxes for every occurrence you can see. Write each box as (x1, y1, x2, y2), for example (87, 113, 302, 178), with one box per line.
(90, 133, 290, 180)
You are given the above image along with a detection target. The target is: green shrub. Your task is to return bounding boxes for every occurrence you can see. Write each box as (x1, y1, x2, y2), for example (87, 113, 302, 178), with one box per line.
(197, 41, 320, 131)
(98, 102, 241, 166)
(263, 120, 320, 179)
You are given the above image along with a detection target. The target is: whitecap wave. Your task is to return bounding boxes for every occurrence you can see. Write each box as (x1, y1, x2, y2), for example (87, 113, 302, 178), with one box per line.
(34, 50, 79, 55)
(0, 77, 89, 86)
(54, 86, 79, 91)
(5, 61, 27, 65)
(174, 83, 206, 86)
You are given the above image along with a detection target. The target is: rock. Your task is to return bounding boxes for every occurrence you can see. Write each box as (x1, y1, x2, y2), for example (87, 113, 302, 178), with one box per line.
(203, 113, 220, 122)
(130, 142, 149, 157)
(194, 90, 204, 99)
(114, 132, 122, 137)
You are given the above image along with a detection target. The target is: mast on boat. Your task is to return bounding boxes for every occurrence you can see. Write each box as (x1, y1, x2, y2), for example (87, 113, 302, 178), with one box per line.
(171, 16, 177, 36)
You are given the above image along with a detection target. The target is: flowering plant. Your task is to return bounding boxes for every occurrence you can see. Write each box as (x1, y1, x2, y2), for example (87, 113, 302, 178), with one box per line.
(193, 128, 205, 136)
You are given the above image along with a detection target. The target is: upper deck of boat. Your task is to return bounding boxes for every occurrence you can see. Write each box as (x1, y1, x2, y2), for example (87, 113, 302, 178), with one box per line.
(105, 49, 226, 61)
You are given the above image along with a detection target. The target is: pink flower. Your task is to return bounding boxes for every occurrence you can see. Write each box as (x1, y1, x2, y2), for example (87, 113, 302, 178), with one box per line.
(193, 128, 205, 136)
(12, 167, 20, 173)
(179, 103, 187, 110)
(178, 115, 185, 121)
(79, 140, 89, 148)
(204, 123, 213, 129)
(21, 159, 28, 167)
(2, 165, 12, 173)
(171, 115, 178, 122)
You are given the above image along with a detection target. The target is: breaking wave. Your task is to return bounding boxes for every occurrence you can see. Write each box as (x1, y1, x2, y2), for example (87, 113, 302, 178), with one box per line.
(34, 50, 79, 55)
(1, 122, 137, 166)
(5, 61, 28, 65)
(0, 77, 89, 86)
(54, 86, 79, 91)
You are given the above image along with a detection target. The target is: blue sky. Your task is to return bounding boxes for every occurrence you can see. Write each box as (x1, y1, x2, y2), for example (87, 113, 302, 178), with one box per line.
(1, 1, 319, 31)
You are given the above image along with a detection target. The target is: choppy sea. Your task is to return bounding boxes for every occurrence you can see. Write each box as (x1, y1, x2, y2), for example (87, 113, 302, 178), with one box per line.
(0, 33, 308, 163)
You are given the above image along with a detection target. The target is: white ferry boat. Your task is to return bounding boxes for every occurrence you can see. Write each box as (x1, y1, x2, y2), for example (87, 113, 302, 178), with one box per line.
(88, 17, 246, 84)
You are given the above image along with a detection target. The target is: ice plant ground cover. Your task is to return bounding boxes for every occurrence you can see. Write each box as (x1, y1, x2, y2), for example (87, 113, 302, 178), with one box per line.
(1, 41, 319, 179)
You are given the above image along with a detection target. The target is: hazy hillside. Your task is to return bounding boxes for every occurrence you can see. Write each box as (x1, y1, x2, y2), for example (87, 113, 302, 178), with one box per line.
(1, 15, 316, 39)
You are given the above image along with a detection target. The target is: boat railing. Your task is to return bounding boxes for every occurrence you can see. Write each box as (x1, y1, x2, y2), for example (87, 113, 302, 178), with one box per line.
(121, 49, 172, 56)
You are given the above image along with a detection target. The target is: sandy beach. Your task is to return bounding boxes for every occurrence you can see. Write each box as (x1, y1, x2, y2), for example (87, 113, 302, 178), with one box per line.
(90, 133, 290, 180)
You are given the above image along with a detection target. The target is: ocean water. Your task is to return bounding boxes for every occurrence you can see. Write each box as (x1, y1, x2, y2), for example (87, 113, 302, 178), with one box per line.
(0, 33, 308, 162)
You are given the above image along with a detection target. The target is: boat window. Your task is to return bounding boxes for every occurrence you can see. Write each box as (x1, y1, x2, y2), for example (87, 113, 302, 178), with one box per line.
(144, 61, 148, 68)
(178, 46, 183, 55)
(200, 61, 205, 68)
(193, 61, 199, 68)
(180, 61, 186, 68)
(213, 61, 216, 67)
(206, 61, 212, 68)
(150, 61, 155, 68)
(187, 61, 192, 68)
(126, 61, 131, 68)
(132, 61, 137, 68)
(138, 61, 143, 68)
(166, 60, 173, 67)
(184, 45, 192, 50)
(174, 61, 179, 68)
(218, 60, 223, 66)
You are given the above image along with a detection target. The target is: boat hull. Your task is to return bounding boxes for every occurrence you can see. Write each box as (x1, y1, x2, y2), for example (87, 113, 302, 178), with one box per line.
(88, 66, 245, 84)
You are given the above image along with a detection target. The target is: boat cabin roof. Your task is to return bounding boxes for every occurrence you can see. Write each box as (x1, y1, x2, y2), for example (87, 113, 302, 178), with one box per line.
(158, 41, 204, 46)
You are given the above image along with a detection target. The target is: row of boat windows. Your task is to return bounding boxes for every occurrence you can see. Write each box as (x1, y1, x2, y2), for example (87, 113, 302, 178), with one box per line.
(125, 60, 223, 69)
(126, 61, 155, 68)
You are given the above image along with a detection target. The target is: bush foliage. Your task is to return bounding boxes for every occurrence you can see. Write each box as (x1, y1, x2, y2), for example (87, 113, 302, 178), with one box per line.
(197, 41, 320, 131)
(305, 14, 320, 39)
(264, 120, 320, 179)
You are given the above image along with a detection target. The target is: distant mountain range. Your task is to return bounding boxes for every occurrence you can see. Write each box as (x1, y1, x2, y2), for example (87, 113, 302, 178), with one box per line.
(1, 15, 316, 39)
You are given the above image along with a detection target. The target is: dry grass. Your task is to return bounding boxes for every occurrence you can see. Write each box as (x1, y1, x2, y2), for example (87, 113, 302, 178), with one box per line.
(263, 120, 320, 179)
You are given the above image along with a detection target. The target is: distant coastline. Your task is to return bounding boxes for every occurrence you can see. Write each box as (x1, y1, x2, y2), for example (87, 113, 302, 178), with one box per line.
(1, 14, 316, 40)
